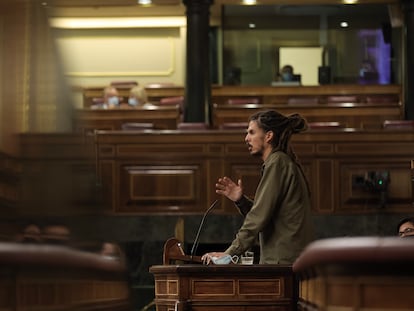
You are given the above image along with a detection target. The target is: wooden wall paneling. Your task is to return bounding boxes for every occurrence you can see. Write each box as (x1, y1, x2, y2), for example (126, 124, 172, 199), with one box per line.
(263, 95, 291, 105)
(16, 129, 414, 216)
(206, 151, 226, 213)
(334, 138, 414, 213)
(97, 137, 214, 214)
(336, 141, 414, 157)
(117, 163, 205, 214)
(227, 164, 262, 213)
(0, 152, 20, 211)
(19, 159, 100, 214)
(312, 159, 334, 214)
(99, 160, 115, 213)
(220, 140, 261, 213)
(339, 160, 413, 213)
(17, 134, 97, 216)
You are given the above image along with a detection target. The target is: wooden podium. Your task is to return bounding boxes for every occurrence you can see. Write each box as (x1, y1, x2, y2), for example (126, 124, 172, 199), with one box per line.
(150, 238, 296, 311)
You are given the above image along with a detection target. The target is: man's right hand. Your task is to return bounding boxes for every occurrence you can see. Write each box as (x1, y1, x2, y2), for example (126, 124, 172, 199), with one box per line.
(215, 177, 243, 202)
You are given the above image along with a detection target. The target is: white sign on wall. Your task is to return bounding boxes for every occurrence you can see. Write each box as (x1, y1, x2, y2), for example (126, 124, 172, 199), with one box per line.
(279, 47, 323, 86)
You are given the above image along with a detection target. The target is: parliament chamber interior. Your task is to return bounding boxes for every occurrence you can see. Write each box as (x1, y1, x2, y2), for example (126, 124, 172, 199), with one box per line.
(1, 0, 414, 310)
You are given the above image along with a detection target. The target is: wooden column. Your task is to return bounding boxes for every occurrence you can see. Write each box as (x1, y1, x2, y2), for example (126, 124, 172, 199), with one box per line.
(182, 0, 213, 124)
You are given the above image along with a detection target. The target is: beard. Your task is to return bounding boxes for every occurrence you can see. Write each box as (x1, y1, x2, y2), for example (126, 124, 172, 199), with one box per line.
(248, 145, 263, 157)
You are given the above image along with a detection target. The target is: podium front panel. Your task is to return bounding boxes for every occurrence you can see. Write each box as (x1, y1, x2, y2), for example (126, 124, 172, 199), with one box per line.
(150, 265, 296, 311)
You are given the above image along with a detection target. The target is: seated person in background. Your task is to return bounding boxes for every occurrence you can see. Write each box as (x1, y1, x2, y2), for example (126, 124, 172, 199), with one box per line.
(359, 59, 378, 84)
(397, 217, 414, 237)
(15, 223, 42, 243)
(278, 65, 295, 82)
(127, 85, 150, 107)
(42, 224, 71, 246)
(100, 242, 125, 263)
(91, 86, 120, 109)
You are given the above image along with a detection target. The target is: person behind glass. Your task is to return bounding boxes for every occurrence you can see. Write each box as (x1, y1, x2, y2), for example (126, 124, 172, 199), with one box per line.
(397, 216, 414, 237)
(278, 64, 295, 82)
(128, 85, 149, 107)
(201, 110, 314, 265)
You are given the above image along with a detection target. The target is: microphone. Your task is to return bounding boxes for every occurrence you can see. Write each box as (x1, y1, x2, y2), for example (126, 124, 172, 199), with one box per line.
(190, 199, 219, 260)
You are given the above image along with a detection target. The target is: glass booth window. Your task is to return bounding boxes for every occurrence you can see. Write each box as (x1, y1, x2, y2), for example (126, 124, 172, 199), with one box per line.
(222, 4, 402, 86)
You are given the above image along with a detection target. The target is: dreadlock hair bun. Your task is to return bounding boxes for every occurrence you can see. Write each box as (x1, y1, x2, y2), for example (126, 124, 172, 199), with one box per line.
(288, 113, 308, 134)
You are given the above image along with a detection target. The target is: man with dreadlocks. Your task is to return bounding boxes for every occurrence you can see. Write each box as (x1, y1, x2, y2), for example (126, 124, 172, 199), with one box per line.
(202, 110, 313, 264)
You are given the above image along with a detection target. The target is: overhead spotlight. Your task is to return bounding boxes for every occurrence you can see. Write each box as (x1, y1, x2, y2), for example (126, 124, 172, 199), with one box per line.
(340, 21, 349, 28)
(343, 0, 358, 4)
(138, 0, 152, 5)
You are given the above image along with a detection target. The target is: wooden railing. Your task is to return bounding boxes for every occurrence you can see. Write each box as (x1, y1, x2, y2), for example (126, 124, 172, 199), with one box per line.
(293, 237, 414, 311)
(0, 242, 131, 311)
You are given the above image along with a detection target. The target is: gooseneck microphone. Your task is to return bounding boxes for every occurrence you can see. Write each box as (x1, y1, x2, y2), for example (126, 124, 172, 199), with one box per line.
(190, 199, 220, 260)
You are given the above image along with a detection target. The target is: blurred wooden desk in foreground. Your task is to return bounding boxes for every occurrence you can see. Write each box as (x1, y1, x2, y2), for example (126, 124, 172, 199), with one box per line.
(150, 264, 296, 311)
(293, 237, 414, 311)
(0, 242, 131, 311)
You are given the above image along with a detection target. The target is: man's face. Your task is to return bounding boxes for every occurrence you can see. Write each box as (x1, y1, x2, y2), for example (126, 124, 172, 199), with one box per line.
(245, 121, 271, 158)
(398, 221, 414, 237)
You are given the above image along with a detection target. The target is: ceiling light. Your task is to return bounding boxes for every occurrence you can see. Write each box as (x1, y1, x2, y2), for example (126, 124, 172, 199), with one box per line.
(340, 21, 349, 28)
(243, 0, 257, 5)
(138, 0, 152, 5)
(249, 23, 256, 29)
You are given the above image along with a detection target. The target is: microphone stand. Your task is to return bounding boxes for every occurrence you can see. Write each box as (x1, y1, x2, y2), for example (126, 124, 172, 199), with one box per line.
(190, 199, 219, 261)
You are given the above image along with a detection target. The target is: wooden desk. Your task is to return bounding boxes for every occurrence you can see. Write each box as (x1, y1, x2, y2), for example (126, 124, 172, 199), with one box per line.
(73, 105, 181, 134)
(212, 102, 403, 129)
(150, 264, 296, 311)
(80, 85, 184, 107)
(80, 84, 401, 108)
(79, 84, 403, 129)
(293, 237, 414, 311)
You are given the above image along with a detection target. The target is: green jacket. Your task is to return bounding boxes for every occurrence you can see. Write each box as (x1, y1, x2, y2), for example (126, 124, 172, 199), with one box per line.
(225, 151, 314, 264)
